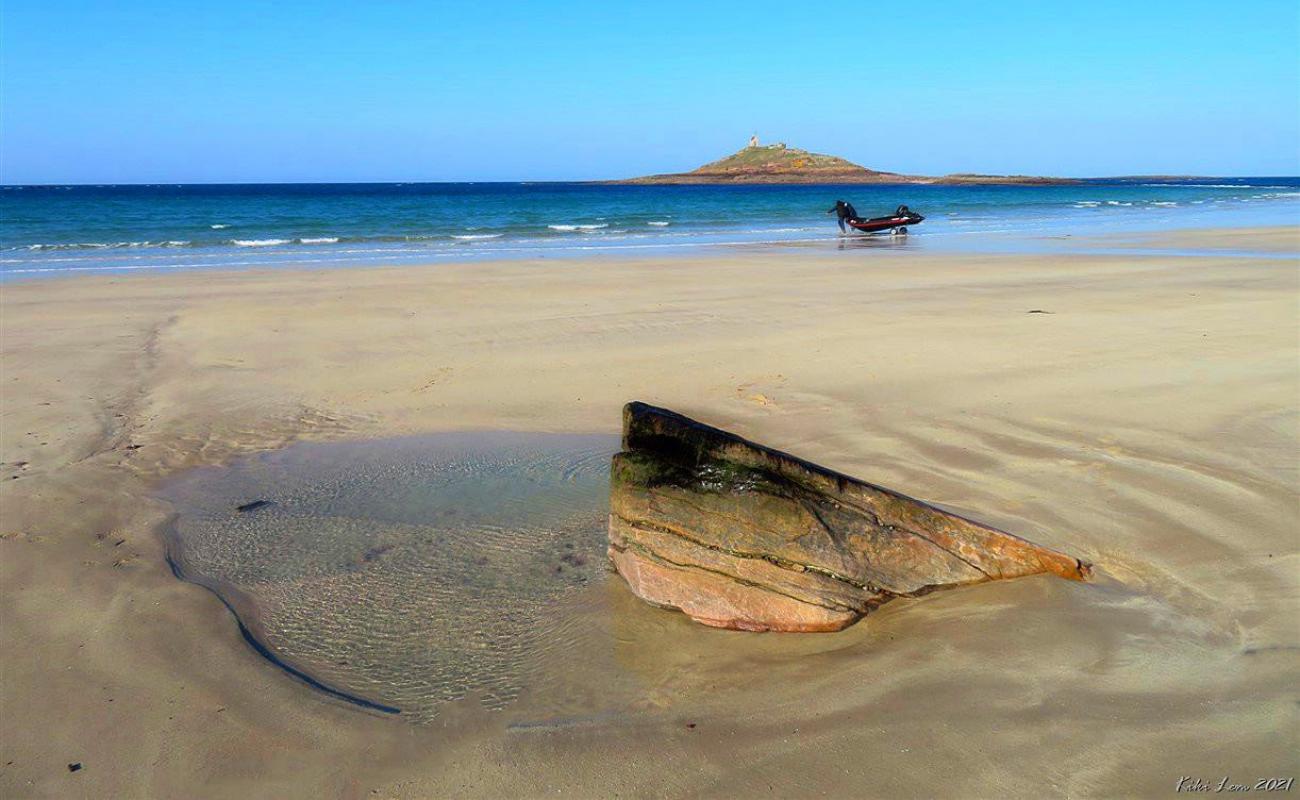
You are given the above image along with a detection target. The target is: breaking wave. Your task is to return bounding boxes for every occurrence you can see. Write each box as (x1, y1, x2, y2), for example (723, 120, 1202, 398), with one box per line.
(20, 240, 193, 251)
(548, 223, 608, 231)
(1140, 183, 1294, 189)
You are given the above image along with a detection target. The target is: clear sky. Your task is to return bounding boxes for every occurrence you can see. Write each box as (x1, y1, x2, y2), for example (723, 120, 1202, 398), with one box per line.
(2, 0, 1297, 183)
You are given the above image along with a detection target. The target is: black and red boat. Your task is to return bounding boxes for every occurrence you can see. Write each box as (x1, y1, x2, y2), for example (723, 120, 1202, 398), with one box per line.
(848, 206, 925, 234)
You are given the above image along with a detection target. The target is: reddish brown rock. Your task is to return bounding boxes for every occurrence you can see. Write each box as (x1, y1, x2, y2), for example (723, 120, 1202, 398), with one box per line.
(608, 402, 1091, 632)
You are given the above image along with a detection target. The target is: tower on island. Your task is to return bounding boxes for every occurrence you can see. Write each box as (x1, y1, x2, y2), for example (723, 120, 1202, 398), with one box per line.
(748, 133, 759, 148)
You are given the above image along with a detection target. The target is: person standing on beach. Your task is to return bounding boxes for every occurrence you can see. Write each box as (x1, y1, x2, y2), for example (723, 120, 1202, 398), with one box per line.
(828, 200, 859, 233)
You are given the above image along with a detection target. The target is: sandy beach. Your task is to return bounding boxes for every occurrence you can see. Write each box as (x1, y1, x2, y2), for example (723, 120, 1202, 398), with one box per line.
(1, 227, 1297, 798)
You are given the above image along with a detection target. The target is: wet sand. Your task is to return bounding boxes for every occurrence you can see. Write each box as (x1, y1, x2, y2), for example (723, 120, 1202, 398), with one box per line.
(1089, 224, 1300, 254)
(1, 226, 1297, 798)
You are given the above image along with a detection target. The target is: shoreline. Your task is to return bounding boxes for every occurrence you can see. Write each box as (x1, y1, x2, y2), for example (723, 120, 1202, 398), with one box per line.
(2, 224, 1296, 797)
(3, 221, 1297, 285)
(5, 182, 1298, 281)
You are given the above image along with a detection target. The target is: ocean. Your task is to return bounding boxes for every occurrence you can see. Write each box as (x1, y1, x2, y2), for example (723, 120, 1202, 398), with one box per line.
(2, 179, 1297, 279)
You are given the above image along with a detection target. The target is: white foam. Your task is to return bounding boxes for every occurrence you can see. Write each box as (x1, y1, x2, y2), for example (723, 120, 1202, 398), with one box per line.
(547, 223, 608, 231)
(232, 239, 290, 247)
(647, 221, 670, 227)
(26, 242, 105, 251)
(210, 223, 230, 229)
(298, 237, 339, 244)
(21, 240, 192, 251)
(1140, 183, 1291, 189)
(451, 233, 504, 240)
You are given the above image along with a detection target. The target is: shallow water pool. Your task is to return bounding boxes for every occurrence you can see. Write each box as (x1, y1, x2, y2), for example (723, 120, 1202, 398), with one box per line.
(161, 432, 625, 720)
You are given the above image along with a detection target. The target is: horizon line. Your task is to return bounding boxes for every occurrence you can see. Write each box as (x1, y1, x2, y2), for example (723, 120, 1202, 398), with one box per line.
(5, 174, 1299, 188)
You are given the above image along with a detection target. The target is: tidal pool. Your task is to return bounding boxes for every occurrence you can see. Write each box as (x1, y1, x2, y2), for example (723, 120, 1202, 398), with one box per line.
(161, 432, 630, 721)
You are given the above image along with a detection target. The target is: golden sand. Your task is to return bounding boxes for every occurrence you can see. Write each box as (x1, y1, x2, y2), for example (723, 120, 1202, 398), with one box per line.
(2, 227, 1296, 797)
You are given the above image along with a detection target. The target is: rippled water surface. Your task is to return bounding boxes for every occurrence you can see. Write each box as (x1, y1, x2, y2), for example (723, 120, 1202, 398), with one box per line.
(162, 432, 627, 721)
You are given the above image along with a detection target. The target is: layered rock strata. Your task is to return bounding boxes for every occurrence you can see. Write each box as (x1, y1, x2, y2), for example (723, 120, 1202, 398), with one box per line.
(608, 402, 1091, 632)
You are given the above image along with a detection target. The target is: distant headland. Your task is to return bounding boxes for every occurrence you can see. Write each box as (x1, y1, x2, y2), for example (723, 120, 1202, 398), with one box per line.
(609, 136, 1079, 186)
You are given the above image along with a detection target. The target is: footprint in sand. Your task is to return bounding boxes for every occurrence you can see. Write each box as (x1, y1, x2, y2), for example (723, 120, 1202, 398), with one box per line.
(415, 367, 454, 393)
(734, 374, 786, 407)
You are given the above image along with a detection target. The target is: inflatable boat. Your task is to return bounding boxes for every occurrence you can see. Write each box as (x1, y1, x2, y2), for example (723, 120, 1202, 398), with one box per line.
(848, 208, 925, 234)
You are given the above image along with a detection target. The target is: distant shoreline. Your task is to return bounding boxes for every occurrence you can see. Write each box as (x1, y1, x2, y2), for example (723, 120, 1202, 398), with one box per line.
(599, 174, 1281, 187)
(601, 173, 1080, 186)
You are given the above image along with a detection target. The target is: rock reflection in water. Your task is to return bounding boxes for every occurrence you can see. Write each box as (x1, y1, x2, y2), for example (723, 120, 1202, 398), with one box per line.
(161, 432, 621, 721)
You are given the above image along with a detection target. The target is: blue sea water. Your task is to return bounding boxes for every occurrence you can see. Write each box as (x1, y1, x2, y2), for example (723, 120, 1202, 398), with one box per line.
(1, 179, 1297, 279)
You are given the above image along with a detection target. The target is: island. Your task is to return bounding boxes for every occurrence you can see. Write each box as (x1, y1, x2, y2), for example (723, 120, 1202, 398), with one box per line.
(610, 136, 1079, 185)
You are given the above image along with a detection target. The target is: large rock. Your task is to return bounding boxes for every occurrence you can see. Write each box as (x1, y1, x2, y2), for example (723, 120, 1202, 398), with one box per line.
(608, 402, 1091, 632)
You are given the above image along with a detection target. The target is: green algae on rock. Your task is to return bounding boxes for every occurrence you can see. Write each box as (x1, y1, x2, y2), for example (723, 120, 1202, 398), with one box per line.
(608, 402, 1092, 632)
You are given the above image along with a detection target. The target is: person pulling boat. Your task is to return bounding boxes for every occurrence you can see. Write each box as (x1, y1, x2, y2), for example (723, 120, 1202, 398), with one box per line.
(827, 199, 860, 233)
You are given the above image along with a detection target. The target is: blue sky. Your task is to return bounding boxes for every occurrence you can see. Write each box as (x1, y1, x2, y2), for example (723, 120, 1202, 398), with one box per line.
(2, 1, 1297, 183)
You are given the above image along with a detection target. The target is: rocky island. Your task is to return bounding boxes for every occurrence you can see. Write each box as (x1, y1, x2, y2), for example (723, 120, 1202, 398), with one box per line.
(608, 402, 1091, 632)
(612, 137, 1078, 186)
